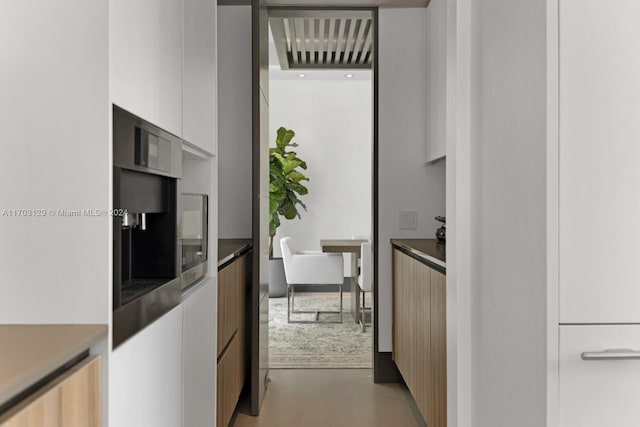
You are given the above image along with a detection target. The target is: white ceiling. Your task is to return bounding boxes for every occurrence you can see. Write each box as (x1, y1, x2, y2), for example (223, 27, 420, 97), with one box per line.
(266, 0, 428, 6)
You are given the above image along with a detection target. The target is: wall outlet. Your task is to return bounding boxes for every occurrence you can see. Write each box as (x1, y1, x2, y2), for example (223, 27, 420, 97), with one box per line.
(399, 211, 418, 230)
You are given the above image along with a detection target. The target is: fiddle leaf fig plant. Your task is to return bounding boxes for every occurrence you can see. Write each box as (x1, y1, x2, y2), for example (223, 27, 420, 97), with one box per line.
(269, 127, 309, 258)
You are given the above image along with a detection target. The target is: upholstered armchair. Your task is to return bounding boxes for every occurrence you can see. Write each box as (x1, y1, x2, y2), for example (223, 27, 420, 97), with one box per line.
(280, 237, 344, 323)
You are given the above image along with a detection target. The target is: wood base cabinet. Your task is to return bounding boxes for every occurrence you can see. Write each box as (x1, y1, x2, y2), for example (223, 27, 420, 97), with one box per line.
(217, 254, 247, 427)
(392, 248, 446, 427)
(0, 357, 100, 427)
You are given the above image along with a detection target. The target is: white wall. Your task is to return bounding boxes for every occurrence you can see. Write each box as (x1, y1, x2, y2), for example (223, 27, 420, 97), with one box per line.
(0, 1, 110, 324)
(270, 77, 373, 265)
(379, 8, 447, 352)
(469, 0, 547, 426)
(217, 5, 253, 239)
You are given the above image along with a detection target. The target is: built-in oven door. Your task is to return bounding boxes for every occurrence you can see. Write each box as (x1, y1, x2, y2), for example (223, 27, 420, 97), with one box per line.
(181, 194, 208, 288)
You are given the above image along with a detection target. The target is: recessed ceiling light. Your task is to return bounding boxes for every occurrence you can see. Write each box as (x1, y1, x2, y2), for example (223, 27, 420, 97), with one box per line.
(345, 73, 354, 78)
(298, 73, 306, 78)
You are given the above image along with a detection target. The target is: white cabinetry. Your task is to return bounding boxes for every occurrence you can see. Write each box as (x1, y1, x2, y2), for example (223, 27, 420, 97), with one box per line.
(110, 0, 183, 136)
(183, 0, 217, 154)
(183, 278, 217, 427)
(557, 2, 640, 426)
(559, 325, 640, 427)
(110, 305, 184, 427)
(0, 0, 109, 324)
(424, 0, 446, 163)
(559, 0, 640, 324)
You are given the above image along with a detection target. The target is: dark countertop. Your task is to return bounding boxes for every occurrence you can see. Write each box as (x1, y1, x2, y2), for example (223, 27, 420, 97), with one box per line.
(391, 239, 446, 274)
(0, 324, 107, 410)
(218, 239, 252, 269)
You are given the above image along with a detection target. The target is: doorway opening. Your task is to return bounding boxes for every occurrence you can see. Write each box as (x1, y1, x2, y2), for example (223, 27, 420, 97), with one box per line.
(266, 7, 377, 370)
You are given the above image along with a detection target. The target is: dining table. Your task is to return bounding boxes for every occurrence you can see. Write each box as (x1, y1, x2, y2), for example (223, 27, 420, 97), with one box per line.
(320, 238, 369, 324)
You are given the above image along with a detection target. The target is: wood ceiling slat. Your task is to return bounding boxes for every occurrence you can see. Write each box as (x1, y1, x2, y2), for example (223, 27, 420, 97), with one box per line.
(343, 18, 358, 64)
(327, 18, 336, 62)
(318, 18, 326, 64)
(353, 19, 371, 64)
(270, 17, 291, 70)
(295, 18, 307, 64)
(286, 18, 299, 65)
(335, 18, 346, 62)
(361, 19, 373, 64)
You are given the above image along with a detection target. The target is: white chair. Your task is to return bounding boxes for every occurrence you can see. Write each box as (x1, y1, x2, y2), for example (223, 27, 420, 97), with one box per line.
(280, 237, 344, 323)
(357, 242, 372, 331)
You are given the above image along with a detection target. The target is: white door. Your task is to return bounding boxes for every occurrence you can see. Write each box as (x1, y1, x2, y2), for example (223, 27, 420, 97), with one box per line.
(110, 305, 184, 427)
(559, 0, 640, 323)
(559, 325, 640, 427)
(183, 278, 217, 427)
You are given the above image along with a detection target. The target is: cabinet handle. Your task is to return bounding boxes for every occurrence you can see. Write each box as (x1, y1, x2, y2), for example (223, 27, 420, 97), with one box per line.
(581, 349, 640, 360)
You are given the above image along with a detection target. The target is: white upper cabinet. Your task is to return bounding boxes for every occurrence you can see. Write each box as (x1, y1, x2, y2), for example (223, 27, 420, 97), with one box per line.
(110, 0, 183, 137)
(183, 0, 217, 154)
(559, 0, 640, 323)
(424, 0, 446, 163)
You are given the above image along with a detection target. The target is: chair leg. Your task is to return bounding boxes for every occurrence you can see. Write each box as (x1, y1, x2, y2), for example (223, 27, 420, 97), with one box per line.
(359, 290, 371, 332)
(339, 282, 343, 323)
(286, 283, 344, 324)
(287, 283, 290, 323)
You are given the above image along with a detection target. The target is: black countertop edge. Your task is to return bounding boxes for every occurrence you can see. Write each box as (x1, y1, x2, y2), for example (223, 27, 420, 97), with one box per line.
(391, 239, 446, 275)
(218, 239, 252, 269)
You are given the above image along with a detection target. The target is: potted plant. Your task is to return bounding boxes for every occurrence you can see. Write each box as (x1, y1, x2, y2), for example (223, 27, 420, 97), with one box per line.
(268, 127, 309, 297)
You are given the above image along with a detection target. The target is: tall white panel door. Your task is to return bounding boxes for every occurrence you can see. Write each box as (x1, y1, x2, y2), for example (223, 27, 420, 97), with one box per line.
(183, 278, 217, 427)
(559, 325, 640, 426)
(110, 305, 184, 427)
(559, 0, 640, 323)
(183, 0, 217, 154)
(110, 0, 183, 136)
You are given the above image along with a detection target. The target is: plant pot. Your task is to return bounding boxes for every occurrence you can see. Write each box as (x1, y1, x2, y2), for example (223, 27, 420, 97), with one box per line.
(269, 257, 287, 298)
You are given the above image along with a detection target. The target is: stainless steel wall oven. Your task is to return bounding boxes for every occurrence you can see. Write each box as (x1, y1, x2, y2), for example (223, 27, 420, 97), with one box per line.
(112, 105, 182, 348)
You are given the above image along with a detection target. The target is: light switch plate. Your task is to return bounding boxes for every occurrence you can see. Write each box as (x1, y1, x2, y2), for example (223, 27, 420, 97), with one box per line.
(399, 211, 418, 230)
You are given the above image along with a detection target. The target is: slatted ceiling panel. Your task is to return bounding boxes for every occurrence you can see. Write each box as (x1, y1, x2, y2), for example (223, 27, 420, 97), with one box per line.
(327, 19, 336, 63)
(269, 10, 373, 69)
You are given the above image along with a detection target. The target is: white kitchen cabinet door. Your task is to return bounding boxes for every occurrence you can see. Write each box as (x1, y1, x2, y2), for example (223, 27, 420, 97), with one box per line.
(110, 0, 183, 137)
(183, 0, 217, 154)
(183, 278, 217, 427)
(110, 305, 184, 427)
(559, 0, 640, 323)
(559, 325, 640, 427)
(424, 0, 446, 163)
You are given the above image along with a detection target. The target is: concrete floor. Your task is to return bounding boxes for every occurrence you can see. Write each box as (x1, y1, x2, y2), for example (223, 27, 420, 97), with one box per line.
(232, 369, 421, 427)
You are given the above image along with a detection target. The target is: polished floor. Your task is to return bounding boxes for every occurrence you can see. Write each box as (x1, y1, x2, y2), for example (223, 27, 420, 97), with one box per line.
(232, 369, 420, 427)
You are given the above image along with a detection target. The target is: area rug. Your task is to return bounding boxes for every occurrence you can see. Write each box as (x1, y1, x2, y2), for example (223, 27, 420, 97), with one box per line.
(269, 292, 373, 369)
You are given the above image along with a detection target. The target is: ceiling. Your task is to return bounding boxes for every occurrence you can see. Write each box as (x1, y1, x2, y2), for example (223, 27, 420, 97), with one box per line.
(269, 10, 374, 70)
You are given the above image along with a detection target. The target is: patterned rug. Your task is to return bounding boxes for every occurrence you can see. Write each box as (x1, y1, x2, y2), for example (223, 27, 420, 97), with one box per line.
(269, 292, 373, 369)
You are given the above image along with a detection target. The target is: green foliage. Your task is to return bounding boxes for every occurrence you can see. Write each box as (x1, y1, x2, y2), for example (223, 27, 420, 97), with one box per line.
(269, 127, 309, 238)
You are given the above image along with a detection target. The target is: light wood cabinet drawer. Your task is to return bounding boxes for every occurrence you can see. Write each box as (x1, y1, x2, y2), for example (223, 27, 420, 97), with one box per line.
(217, 334, 242, 427)
(218, 256, 246, 356)
(0, 356, 100, 427)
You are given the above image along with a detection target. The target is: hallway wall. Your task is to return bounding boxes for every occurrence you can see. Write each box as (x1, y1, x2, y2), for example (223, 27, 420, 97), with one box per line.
(378, 8, 447, 352)
(469, 0, 547, 425)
